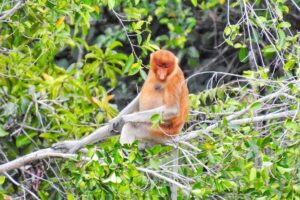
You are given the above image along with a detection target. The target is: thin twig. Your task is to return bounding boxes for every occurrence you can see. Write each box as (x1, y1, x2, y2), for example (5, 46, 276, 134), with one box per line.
(112, 9, 139, 61)
(136, 167, 191, 194)
(4, 172, 40, 200)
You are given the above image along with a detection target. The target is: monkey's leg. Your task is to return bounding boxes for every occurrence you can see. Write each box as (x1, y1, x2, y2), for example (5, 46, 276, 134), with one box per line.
(120, 123, 136, 145)
(53, 94, 140, 153)
(120, 123, 153, 145)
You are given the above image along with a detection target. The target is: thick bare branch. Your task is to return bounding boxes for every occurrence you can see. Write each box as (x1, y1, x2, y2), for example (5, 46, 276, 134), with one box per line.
(0, 148, 76, 173)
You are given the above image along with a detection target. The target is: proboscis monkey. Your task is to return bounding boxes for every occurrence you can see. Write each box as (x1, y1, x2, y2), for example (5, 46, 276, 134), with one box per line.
(111, 49, 189, 145)
(52, 50, 188, 151)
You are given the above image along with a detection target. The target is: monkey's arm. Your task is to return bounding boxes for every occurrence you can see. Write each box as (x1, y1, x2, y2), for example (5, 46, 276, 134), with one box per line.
(122, 105, 178, 123)
(109, 94, 140, 131)
(52, 94, 140, 153)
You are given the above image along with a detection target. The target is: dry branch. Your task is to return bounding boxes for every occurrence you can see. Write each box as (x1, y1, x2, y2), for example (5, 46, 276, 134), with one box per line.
(180, 110, 297, 141)
(0, 148, 76, 173)
(0, 1, 25, 20)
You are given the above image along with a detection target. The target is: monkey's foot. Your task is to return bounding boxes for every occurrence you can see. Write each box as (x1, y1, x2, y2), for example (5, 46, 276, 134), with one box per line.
(108, 116, 125, 133)
(52, 140, 81, 153)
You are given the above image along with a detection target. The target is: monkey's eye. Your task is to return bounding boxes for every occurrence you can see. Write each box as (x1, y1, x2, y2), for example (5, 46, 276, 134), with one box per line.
(158, 63, 168, 68)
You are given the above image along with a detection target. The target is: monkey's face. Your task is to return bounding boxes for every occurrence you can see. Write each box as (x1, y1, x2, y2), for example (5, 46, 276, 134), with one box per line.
(150, 50, 176, 81)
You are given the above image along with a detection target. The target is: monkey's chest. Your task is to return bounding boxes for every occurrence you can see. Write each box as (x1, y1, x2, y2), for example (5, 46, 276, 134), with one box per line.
(139, 83, 165, 111)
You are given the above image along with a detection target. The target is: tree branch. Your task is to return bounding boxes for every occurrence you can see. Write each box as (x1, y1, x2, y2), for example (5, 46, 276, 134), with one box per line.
(179, 110, 297, 141)
(0, 1, 25, 20)
(0, 148, 76, 173)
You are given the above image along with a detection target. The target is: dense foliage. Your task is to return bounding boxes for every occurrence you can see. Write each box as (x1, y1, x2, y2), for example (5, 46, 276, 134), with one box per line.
(0, 0, 300, 199)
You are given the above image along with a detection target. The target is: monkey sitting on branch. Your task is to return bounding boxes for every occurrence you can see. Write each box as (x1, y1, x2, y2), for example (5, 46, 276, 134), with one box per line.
(53, 49, 189, 152)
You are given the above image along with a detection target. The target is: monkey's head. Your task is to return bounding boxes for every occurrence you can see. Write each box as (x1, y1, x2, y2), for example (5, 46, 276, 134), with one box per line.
(150, 50, 178, 81)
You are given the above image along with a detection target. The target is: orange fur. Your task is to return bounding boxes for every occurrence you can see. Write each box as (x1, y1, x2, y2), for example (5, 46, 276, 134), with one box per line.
(139, 50, 189, 139)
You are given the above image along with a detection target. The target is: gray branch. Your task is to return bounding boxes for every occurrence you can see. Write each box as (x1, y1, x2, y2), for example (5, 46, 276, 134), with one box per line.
(0, 148, 76, 173)
(0, 1, 25, 20)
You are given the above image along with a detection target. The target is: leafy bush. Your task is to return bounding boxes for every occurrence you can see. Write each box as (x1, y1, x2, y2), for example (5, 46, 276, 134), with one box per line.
(0, 0, 300, 199)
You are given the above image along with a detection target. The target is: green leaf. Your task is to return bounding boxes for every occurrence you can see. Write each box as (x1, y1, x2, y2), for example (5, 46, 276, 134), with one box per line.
(128, 62, 141, 75)
(0, 126, 9, 137)
(239, 48, 248, 62)
(278, 22, 291, 29)
(150, 113, 161, 128)
(277, 166, 294, 174)
(222, 117, 228, 126)
(284, 119, 298, 130)
(188, 47, 199, 58)
(0, 176, 5, 184)
(107, 0, 115, 9)
(113, 149, 123, 164)
(262, 45, 276, 60)
(191, 0, 198, 7)
(133, 21, 144, 31)
(222, 180, 238, 189)
(123, 54, 134, 74)
(234, 43, 245, 48)
(250, 102, 262, 110)
(16, 132, 37, 148)
(107, 41, 123, 51)
(128, 151, 136, 162)
(224, 26, 231, 36)
(39, 132, 58, 141)
(284, 60, 296, 71)
(249, 167, 256, 181)
(103, 172, 122, 183)
(67, 193, 76, 200)
(192, 188, 207, 196)
(140, 69, 147, 80)
(149, 159, 160, 169)
(293, 184, 300, 193)
(225, 39, 233, 46)
(192, 189, 202, 196)
(147, 43, 160, 51)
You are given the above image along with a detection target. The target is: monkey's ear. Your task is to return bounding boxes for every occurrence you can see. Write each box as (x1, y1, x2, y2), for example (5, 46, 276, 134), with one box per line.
(150, 53, 154, 65)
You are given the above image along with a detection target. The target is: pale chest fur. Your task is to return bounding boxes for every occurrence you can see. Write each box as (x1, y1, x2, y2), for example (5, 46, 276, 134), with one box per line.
(139, 82, 165, 111)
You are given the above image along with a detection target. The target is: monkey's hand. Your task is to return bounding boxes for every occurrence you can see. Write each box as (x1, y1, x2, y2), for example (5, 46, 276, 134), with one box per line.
(109, 116, 125, 133)
(52, 140, 81, 153)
